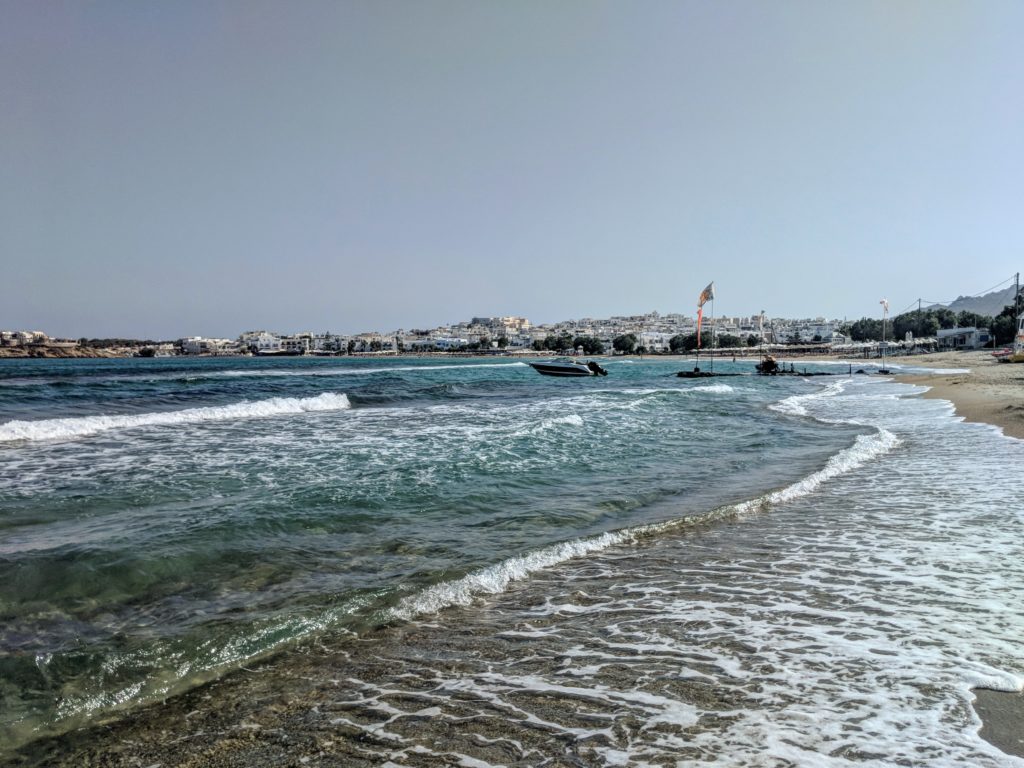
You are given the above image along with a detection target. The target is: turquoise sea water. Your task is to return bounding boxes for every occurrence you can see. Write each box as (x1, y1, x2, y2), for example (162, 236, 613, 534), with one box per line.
(1, 356, 1023, 765)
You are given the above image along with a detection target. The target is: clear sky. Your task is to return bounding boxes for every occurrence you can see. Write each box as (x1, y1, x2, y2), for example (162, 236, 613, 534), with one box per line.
(3, 1, 1022, 339)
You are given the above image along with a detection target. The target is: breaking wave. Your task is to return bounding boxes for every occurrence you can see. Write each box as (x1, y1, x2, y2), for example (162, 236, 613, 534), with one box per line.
(392, 415, 899, 621)
(509, 413, 584, 438)
(0, 393, 352, 443)
(213, 362, 529, 378)
(689, 383, 737, 394)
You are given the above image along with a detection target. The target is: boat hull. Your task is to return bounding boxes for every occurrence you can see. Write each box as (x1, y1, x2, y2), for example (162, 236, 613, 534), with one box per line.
(529, 363, 594, 377)
(528, 360, 607, 377)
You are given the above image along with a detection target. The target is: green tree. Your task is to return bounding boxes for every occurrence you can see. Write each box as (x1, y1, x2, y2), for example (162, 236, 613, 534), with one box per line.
(497, 336, 508, 348)
(542, 333, 575, 352)
(669, 334, 688, 353)
(679, 332, 713, 351)
(992, 306, 1020, 345)
(848, 318, 884, 341)
(934, 308, 957, 329)
(954, 310, 995, 330)
(612, 333, 637, 354)
(572, 336, 604, 354)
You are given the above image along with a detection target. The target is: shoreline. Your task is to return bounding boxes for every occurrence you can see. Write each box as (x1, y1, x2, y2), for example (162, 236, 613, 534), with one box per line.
(3, 350, 1023, 763)
(972, 689, 1024, 758)
(888, 349, 1024, 441)
(886, 349, 1024, 757)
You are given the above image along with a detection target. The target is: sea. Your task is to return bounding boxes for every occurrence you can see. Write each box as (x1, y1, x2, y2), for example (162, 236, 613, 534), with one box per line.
(1, 355, 1022, 766)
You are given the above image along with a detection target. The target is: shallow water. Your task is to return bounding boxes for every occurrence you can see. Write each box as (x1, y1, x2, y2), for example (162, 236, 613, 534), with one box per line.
(1, 356, 1022, 764)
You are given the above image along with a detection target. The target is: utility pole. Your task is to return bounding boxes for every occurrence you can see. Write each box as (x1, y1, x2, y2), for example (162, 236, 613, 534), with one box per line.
(917, 298, 922, 342)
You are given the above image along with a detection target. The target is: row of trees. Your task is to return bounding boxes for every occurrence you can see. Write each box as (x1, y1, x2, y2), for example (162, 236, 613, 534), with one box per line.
(842, 303, 1021, 345)
(529, 332, 763, 355)
(78, 338, 165, 347)
(532, 334, 605, 354)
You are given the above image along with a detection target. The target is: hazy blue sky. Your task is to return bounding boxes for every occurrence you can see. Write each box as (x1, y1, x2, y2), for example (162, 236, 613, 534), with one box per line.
(3, 1, 1022, 338)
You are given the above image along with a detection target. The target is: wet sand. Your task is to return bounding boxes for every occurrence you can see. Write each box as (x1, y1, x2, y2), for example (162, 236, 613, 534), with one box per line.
(891, 349, 1024, 440)
(890, 349, 1024, 756)
(972, 689, 1024, 758)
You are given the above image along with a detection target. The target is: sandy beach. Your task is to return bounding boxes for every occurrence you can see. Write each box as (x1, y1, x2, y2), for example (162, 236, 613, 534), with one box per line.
(890, 349, 1024, 441)
(887, 349, 1024, 757)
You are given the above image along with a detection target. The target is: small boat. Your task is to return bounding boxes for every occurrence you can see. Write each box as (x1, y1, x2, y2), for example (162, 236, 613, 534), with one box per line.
(529, 358, 608, 377)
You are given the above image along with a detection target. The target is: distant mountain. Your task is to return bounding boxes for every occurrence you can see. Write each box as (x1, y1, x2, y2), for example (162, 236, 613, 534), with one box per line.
(934, 285, 1019, 317)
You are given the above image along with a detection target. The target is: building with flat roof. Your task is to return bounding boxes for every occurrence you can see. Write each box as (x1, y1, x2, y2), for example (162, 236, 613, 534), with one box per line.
(936, 327, 991, 350)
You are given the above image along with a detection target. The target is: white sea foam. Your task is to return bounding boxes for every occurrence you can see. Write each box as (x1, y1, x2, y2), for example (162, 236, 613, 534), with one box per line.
(393, 411, 899, 621)
(688, 383, 736, 394)
(213, 362, 529, 378)
(391, 531, 632, 620)
(733, 428, 899, 513)
(770, 379, 849, 418)
(340, 379, 1024, 766)
(0, 392, 352, 443)
(508, 413, 584, 438)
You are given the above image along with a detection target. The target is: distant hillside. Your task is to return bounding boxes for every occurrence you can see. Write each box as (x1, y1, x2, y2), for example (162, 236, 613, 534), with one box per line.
(935, 285, 1019, 317)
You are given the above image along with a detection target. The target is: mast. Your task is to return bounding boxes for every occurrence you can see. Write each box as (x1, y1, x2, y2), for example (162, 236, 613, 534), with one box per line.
(1016, 272, 1022, 353)
(694, 281, 715, 373)
(916, 298, 922, 347)
(710, 295, 715, 374)
(879, 298, 889, 371)
(758, 310, 765, 364)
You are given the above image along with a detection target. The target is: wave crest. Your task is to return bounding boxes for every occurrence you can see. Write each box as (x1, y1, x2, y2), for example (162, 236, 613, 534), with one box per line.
(0, 392, 352, 443)
(392, 422, 899, 622)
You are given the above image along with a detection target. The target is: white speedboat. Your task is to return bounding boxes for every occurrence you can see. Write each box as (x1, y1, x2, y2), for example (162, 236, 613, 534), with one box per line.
(529, 358, 608, 377)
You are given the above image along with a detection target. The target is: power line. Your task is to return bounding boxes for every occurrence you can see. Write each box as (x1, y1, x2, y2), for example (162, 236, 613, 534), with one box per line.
(966, 274, 1017, 298)
(914, 273, 1018, 311)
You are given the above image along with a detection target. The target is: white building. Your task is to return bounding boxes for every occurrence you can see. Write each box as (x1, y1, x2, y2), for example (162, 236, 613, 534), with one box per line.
(238, 331, 282, 354)
(640, 331, 674, 353)
(179, 337, 237, 355)
(937, 327, 992, 350)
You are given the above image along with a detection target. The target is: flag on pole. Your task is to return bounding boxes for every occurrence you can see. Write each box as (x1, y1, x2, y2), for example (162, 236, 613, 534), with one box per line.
(880, 298, 889, 315)
(698, 282, 715, 307)
(696, 308, 704, 348)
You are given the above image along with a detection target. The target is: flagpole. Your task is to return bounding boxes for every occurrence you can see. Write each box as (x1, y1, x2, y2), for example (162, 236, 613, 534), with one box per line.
(879, 298, 889, 373)
(694, 282, 714, 374)
(695, 308, 700, 372)
(710, 297, 715, 373)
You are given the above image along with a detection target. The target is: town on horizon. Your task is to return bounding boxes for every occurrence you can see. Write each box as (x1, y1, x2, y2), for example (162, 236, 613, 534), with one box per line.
(4, 297, 1021, 359)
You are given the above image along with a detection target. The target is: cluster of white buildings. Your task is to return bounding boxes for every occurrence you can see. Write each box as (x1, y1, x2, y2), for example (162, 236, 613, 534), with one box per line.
(169, 313, 851, 356)
(1, 313, 855, 358)
(0, 330, 77, 349)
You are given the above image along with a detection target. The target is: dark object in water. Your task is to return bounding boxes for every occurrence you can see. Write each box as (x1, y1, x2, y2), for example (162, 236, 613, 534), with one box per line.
(529, 359, 607, 377)
(754, 355, 843, 377)
(676, 369, 743, 378)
